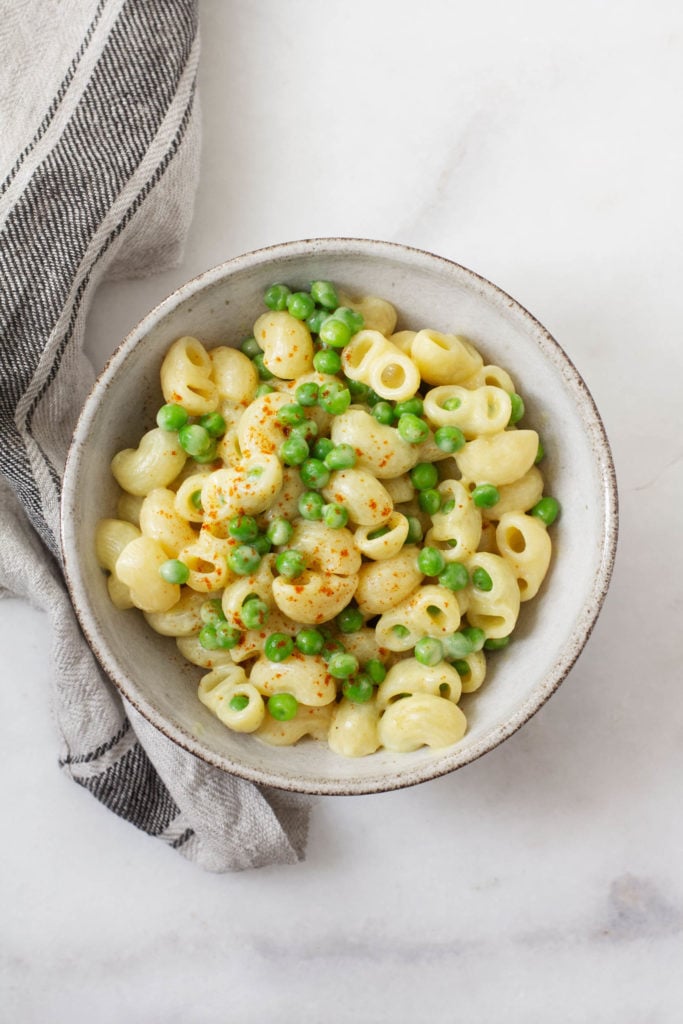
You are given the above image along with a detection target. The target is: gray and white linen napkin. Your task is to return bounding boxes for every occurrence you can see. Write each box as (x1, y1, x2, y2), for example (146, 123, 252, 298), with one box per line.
(0, 0, 310, 870)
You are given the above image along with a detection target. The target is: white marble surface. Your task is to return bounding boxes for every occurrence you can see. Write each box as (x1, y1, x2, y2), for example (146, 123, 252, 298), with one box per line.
(3, 1, 683, 1020)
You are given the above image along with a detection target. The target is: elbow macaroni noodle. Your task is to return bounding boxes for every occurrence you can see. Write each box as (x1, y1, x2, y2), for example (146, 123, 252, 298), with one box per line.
(97, 282, 559, 758)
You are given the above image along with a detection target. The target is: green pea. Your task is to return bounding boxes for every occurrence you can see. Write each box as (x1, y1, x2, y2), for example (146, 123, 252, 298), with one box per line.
(365, 388, 382, 406)
(228, 694, 249, 712)
(279, 434, 309, 466)
(300, 458, 330, 490)
(397, 413, 430, 444)
(508, 393, 525, 425)
(322, 502, 349, 529)
(324, 444, 357, 471)
(345, 378, 370, 401)
(178, 424, 212, 459)
(255, 383, 275, 397)
(264, 283, 291, 310)
(441, 499, 455, 514)
(414, 637, 443, 667)
(364, 659, 386, 684)
(484, 635, 511, 651)
(159, 559, 189, 585)
(287, 291, 316, 320)
(319, 317, 352, 349)
(333, 307, 364, 334)
(392, 624, 410, 639)
(438, 562, 469, 591)
(443, 396, 462, 411)
(531, 496, 560, 526)
(319, 382, 351, 415)
(276, 403, 306, 427)
(198, 624, 219, 650)
(199, 412, 227, 437)
(410, 463, 438, 491)
(372, 401, 394, 425)
(405, 516, 423, 544)
(265, 632, 295, 662)
(156, 403, 188, 431)
(295, 628, 325, 655)
(298, 491, 324, 520)
(241, 336, 262, 359)
(275, 549, 306, 579)
(417, 546, 446, 576)
(190, 489, 203, 510)
(252, 353, 274, 381)
(367, 525, 390, 540)
(251, 533, 272, 556)
(418, 489, 441, 515)
(313, 437, 335, 461)
(535, 438, 545, 464)
(267, 693, 298, 721)
(321, 635, 346, 663)
(472, 483, 500, 509)
(240, 596, 269, 630)
(328, 651, 360, 679)
(313, 348, 342, 375)
(291, 419, 318, 444)
(193, 440, 218, 464)
(434, 425, 465, 453)
(228, 545, 261, 576)
(394, 397, 423, 418)
(266, 517, 293, 547)
(296, 382, 319, 407)
(472, 566, 493, 591)
(336, 605, 364, 633)
(306, 308, 329, 334)
(228, 515, 259, 542)
(200, 598, 225, 625)
(310, 280, 339, 309)
(442, 632, 473, 660)
(453, 659, 471, 677)
(215, 622, 241, 649)
(342, 674, 374, 704)
(461, 626, 486, 652)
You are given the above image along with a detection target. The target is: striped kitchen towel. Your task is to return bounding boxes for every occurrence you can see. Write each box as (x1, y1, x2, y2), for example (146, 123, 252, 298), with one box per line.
(0, 0, 310, 871)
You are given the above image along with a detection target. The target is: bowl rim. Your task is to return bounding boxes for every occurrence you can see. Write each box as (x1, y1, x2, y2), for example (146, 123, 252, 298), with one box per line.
(61, 236, 619, 795)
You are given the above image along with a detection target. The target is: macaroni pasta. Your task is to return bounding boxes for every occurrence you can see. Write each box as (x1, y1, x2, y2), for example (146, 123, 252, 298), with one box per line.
(98, 280, 559, 758)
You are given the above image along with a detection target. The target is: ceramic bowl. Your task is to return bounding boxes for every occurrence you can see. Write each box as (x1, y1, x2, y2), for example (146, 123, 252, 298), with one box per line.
(61, 238, 618, 794)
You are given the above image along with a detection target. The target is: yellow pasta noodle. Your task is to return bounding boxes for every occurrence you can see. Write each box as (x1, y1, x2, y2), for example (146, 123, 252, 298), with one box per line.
(322, 468, 393, 527)
(115, 536, 180, 613)
(111, 428, 186, 496)
(411, 330, 483, 385)
(378, 693, 468, 752)
(328, 698, 381, 757)
(495, 511, 552, 601)
(198, 666, 265, 733)
(139, 488, 197, 556)
(209, 346, 258, 405)
(331, 409, 418, 479)
(161, 336, 218, 415)
(252, 310, 314, 379)
(455, 429, 539, 487)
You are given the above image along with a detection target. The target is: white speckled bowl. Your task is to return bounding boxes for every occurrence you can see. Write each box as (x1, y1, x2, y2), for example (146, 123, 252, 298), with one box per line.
(62, 238, 618, 795)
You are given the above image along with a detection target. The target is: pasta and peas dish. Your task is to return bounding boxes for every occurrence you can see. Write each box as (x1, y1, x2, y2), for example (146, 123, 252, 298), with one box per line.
(95, 280, 560, 758)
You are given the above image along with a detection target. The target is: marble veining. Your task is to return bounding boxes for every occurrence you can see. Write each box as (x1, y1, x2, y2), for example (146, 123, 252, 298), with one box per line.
(603, 875, 683, 943)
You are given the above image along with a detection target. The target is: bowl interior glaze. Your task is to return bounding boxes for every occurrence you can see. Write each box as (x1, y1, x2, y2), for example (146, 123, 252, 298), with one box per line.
(62, 239, 617, 794)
